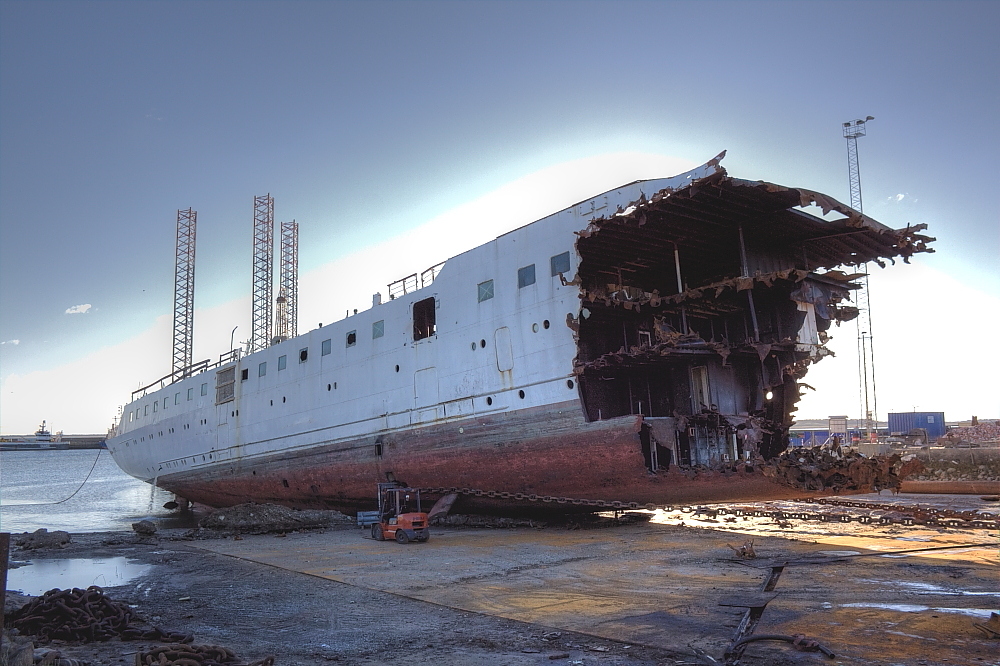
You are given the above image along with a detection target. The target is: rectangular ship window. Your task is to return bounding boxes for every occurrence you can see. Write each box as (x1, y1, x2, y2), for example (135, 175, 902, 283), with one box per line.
(153, 403, 157, 413)
(321, 339, 331, 355)
(518, 264, 535, 288)
(145, 405, 149, 415)
(187, 388, 193, 401)
(413, 297, 436, 341)
(550, 251, 570, 277)
(201, 382, 208, 396)
(346, 330, 357, 347)
(174, 392, 180, 405)
(477, 279, 494, 302)
(241, 368, 249, 381)
(259, 361, 267, 377)
(372, 320, 384, 339)
(278, 355, 287, 370)
(163, 397, 169, 409)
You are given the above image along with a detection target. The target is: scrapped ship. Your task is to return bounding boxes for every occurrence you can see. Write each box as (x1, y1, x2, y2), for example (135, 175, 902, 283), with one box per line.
(105, 154, 934, 512)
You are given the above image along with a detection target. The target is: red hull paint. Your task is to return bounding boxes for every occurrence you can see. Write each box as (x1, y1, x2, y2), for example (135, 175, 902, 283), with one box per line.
(157, 401, 823, 512)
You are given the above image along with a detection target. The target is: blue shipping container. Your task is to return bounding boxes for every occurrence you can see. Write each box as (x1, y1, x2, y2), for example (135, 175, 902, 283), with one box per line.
(888, 412, 946, 440)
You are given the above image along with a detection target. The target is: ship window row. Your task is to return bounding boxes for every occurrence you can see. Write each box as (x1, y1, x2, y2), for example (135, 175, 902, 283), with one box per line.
(129, 381, 210, 424)
(483, 252, 571, 301)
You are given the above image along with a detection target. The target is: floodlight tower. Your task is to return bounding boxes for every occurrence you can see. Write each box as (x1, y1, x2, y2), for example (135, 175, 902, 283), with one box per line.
(171, 208, 197, 378)
(842, 117, 878, 441)
(280, 220, 299, 339)
(251, 194, 275, 353)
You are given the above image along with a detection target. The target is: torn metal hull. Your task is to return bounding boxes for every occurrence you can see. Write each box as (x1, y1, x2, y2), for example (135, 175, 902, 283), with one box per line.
(106, 154, 934, 511)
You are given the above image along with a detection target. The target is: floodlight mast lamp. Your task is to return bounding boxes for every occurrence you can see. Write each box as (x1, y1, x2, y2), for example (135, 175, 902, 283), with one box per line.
(842, 116, 878, 441)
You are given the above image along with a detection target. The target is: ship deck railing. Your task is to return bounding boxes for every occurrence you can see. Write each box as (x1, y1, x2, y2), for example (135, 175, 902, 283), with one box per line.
(131, 349, 242, 400)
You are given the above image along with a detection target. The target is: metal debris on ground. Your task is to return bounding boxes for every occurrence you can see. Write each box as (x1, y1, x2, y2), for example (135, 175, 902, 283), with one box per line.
(8, 586, 191, 643)
(730, 634, 835, 658)
(762, 447, 923, 493)
(197, 502, 352, 534)
(133, 645, 275, 666)
(973, 612, 1000, 639)
(727, 540, 756, 559)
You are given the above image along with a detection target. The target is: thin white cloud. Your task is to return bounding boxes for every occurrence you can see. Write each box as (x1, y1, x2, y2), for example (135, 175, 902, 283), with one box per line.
(65, 304, 92, 314)
(1, 339, 19, 345)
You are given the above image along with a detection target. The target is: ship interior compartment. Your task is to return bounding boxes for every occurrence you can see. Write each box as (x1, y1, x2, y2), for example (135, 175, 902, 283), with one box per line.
(571, 171, 935, 470)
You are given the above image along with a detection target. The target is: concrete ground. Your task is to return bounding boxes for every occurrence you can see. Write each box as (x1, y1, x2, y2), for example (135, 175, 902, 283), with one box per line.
(190, 496, 999, 665)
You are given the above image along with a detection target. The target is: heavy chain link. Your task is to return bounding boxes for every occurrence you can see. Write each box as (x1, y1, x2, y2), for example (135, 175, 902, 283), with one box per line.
(414, 487, 1000, 530)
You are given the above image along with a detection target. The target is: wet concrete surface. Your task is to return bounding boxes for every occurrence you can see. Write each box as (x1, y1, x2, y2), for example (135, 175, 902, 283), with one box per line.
(189, 496, 999, 665)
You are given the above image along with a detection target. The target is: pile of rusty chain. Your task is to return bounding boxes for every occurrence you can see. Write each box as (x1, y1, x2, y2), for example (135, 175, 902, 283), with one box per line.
(9, 586, 192, 644)
(416, 487, 1000, 530)
(134, 645, 275, 666)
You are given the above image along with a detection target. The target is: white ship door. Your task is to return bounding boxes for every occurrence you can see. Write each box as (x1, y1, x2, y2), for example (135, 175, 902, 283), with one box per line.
(414, 367, 438, 408)
(494, 327, 513, 372)
(413, 367, 439, 423)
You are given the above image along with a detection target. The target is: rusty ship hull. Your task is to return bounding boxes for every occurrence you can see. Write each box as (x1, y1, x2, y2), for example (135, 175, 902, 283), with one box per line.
(106, 154, 934, 511)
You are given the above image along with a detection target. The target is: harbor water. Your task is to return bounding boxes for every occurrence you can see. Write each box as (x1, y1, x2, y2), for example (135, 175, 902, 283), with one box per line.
(0, 449, 198, 533)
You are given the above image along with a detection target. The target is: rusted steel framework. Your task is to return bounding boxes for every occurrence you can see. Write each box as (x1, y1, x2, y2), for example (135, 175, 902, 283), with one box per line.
(843, 117, 878, 438)
(279, 220, 298, 339)
(251, 195, 274, 353)
(572, 154, 933, 463)
(171, 208, 197, 377)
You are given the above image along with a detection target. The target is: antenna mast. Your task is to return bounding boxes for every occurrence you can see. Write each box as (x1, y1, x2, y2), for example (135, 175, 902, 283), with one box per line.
(251, 194, 275, 353)
(842, 117, 878, 441)
(280, 220, 299, 339)
(171, 208, 197, 377)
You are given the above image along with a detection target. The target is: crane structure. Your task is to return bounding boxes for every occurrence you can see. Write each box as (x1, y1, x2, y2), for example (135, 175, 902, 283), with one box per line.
(171, 208, 197, 377)
(251, 194, 275, 354)
(279, 219, 299, 340)
(842, 117, 878, 440)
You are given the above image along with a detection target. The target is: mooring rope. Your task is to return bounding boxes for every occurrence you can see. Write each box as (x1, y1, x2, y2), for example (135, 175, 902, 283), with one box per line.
(10, 448, 103, 506)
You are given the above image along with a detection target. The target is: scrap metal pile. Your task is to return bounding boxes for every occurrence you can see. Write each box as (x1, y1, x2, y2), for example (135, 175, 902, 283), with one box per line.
(7, 586, 192, 643)
(762, 446, 923, 493)
(134, 645, 275, 666)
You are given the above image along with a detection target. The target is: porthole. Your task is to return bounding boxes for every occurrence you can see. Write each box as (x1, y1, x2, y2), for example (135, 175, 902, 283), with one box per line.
(282, 396, 286, 403)
(518, 390, 525, 399)
(567, 379, 575, 389)
(486, 396, 493, 406)
(270, 400, 273, 406)
(471, 342, 477, 351)
(532, 323, 538, 333)
(480, 339, 486, 348)
(543, 320, 550, 329)
(282, 479, 289, 488)
(327, 384, 332, 391)
(395, 364, 400, 372)
(334, 382, 338, 389)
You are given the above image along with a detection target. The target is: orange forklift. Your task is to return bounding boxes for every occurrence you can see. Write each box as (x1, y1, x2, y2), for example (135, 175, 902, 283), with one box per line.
(370, 483, 430, 543)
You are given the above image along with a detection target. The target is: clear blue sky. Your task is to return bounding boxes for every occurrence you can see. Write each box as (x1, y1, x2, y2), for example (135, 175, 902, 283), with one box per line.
(1, 1, 997, 432)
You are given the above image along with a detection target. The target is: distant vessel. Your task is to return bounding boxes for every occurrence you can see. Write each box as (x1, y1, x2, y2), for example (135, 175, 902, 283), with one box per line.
(0, 421, 71, 451)
(105, 154, 933, 511)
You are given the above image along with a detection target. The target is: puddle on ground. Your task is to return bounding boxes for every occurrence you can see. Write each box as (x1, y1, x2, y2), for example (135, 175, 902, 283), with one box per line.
(7, 558, 151, 596)
(840, 603, 995, 619)
(858, 579, 1000, 596)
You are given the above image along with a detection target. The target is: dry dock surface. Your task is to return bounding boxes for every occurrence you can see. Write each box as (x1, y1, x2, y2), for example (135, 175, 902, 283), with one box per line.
(5, 494, 999, 666)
